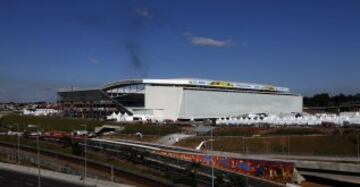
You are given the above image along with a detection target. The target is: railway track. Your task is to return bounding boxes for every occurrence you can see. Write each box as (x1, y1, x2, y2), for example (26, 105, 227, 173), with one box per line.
(0, 141, 171, 187)
(84, 138, 290, 187)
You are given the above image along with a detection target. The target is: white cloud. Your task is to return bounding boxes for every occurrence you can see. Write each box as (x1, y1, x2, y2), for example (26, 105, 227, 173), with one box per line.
(135, 8, 152, 19)
(183, 32, 233, 48)
(191, 37, 232, 47)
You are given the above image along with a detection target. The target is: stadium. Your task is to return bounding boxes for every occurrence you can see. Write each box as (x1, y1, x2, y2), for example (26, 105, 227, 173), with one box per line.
(57, 78, 303, 121)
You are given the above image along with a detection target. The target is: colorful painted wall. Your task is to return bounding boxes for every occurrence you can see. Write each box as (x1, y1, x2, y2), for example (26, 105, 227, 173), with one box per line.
(156, 151, 294, 184)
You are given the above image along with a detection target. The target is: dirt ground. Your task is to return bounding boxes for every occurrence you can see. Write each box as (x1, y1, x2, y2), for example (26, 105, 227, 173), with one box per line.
(106, 134, 160, 142)
(302, 181, 332, 187)
(175, 134, 358, 156)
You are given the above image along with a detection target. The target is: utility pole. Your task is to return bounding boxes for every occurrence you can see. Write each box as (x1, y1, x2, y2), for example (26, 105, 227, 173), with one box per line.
(211, 127, 214, 187)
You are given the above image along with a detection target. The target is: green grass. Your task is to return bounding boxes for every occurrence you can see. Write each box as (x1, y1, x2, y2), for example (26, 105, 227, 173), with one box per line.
(177, 135, 359, 157)
(0, 114, 181, 136)
(214, 127, 260, 136)
(213, 127, 326, 136)
(266, 128, 323, 136)
(0, 114, 107, 132)
(109, 134, 160, 142)
(0, 136, 73, 154)
(120, 124, 181, 135)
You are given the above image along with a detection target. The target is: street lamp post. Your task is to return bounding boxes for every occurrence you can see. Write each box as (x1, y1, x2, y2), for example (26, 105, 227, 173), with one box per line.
(111, 163, 114, 182)
(287, 135, 290, 156)
(81, 124, 87, 186)
(27, 124, 41, 187)
(18, 124, 20, 164)
(37, 127, 41, 187)
(106, 153, 115, 182)
(211, 127, 214, 187)
(242, 137, 245, 154)
(15, 123, 20, 164)
(108, 157, 114, 182)
(357, 133, 359, 164)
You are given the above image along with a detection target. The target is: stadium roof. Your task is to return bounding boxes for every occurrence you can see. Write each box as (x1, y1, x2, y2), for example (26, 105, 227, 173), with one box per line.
(103, 78, 290, 93)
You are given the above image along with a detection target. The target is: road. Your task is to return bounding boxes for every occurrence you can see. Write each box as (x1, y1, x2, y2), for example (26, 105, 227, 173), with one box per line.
(156, 125, 212, 145)
(0, 169, 84, 187)
(193, 125, 213, 135)
(157, 133, 194, 145)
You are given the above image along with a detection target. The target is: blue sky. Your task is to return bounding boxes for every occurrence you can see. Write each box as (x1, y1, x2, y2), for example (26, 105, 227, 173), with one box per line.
(0, 0, 359, 102)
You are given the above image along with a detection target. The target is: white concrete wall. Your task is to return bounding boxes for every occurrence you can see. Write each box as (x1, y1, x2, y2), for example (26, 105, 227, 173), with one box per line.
(144, 86, 302, 120)
(144, 85, 183, 120)
(179, 89, 303, 119)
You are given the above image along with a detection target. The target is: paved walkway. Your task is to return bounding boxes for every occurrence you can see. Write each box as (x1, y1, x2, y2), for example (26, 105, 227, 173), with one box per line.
(157, 133, 194, 145)
(300, 170, 360, 185)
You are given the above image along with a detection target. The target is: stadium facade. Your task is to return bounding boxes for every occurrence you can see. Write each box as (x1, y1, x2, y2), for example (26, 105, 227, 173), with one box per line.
(57, 78, 303, 121)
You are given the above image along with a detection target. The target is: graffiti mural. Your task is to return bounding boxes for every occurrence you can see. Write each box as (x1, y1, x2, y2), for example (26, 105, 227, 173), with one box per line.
(155, 151, 294, 184)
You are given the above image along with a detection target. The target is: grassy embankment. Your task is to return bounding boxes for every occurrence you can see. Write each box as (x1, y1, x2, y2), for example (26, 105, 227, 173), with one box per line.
(0, 113, 104, 131)
(0, 114, 181, 135)
(108, 124, 182, 142)
(213, 127, 333, 136)
(176, 127, 359, 157)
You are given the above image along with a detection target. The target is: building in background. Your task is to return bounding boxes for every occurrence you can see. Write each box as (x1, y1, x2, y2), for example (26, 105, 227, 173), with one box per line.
(57, 78, 302, 121)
